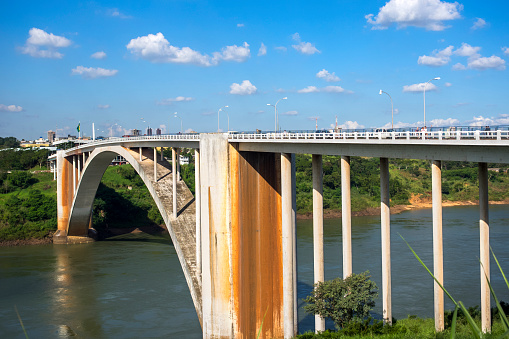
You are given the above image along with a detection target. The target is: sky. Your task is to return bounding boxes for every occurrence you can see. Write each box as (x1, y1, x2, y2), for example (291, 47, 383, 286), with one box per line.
(1, 0, 509, 140)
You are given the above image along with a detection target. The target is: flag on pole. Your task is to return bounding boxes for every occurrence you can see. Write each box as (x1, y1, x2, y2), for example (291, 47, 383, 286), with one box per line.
(77, 123, 81, 133)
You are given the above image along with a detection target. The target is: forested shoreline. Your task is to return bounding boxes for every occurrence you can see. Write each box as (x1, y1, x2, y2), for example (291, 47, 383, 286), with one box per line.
(1, 145, 508, 243)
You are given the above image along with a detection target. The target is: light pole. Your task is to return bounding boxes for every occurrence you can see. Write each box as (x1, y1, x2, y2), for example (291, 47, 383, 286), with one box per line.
(267, 97, 287, 133)
(423, 77, 440, 128)
(217, 105, 229, 132)
(174, 112, 183, 133)
(379, 89, 394, 130)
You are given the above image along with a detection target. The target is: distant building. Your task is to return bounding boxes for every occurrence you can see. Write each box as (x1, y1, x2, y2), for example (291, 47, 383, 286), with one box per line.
(156, 128, 162, 135)
(147, 127, 153, 136)
(131, 129, 141, 136)
(47, 130, 56, 144)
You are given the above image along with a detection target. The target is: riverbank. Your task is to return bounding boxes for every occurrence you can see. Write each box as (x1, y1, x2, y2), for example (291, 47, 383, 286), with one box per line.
(296, 197, 509, 220)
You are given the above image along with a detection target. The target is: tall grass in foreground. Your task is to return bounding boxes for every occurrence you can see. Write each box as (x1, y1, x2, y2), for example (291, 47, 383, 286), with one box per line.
(401, 235, 509, 339)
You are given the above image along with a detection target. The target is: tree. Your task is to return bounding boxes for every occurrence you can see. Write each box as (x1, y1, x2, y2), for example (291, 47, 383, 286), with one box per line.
(304, 271, 378, 329)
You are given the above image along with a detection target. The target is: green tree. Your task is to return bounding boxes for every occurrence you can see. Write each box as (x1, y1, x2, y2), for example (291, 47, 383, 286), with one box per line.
(304, 271, 378, 329)
(7, 171, 34, 188)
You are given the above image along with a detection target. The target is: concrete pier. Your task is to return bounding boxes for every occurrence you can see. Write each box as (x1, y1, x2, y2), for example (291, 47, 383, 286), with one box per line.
(479, 162, 490, 333)
(432, 160, 444, 331)
(380, 157, 391, 324)
(312, 154, 325, 332)
(172, 147, 177, 218)
(341, 156, 352, 278)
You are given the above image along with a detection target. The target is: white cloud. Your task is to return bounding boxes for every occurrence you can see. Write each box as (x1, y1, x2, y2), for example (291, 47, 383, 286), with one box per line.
(468, 55, 506, 70)
(275, 46, 287, 52)
(365, 0, 463, 31)
(454, 43, 481, 58)
(213, 42, 250, 63)
(91, 51, 107, 59)
(467, 114, 509, 126)
(471, 18, 486, 30)
(444, 82, 452, 87)
(429, 118, 460, 126)
(126, 32, 250, 66)
(403, 82, 438, 92)
(298, 85, 345, 93)
(291, 32, 320, 55)
(316, 69, 340, 82)
(97, 104, 110, 109)
(230, 80, 257, 95)
(298, 86, 319, 93)
(418, 45, 453, 66)
(0, 104, 23, 112)
(503, 47, 509, 56)
(339, 121, 365, 129)
(71, 66, 118, 79)
(107, 8, 132, 19)
(452, 62, 466, 70)
(237, 23, 245, 27)
(157, 96, 194, 105)
(20, 28, 71, 59)
(281, 110, 298, 116)
(258, 43, 267, 56)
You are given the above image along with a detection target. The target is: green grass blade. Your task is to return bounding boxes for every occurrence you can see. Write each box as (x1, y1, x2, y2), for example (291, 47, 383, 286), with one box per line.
(491, 247, 509, 291)
(399, 234, 457, 305)
(458, 301, 482, 339)
(499, 328, 509, 338)
(450, 305, 459, 339)
(256, 305, 269, 339)
(480, 260, 509, 331)
(14, 305, 29, 339)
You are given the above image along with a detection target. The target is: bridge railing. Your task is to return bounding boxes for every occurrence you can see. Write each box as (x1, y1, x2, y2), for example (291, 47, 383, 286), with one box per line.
(228, 130, 509, 142)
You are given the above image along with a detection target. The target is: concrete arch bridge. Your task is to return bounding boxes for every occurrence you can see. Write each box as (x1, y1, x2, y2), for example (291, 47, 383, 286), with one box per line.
(52, 131, 509, 338)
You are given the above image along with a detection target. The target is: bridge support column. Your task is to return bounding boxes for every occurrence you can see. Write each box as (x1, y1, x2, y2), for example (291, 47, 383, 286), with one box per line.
(161, 147, 164, 161)
(72, 155, 76, 195)
(432, 160, 444, 332)
(341, 156, 352, 278)
(54, 151, 73, 244)
(139, 147, 142, 161)
(479, 162, 491, 333)
(153, 147, 157, 182)
(200, 134, 287, 338)
(312, 154, 325, 332)
(177, 148, 181, 181)
(380, 157, 392, 324)
(282, 152, 296, 338)
(195, 149, 201, 278)
(172, 147, 177, 218)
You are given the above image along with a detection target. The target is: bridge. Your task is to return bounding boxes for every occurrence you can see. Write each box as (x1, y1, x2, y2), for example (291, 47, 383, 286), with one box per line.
(51, 130, 509, 338)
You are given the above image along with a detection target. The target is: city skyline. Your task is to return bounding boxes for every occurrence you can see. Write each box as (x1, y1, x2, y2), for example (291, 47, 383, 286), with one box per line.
(1, 0, 508, 139)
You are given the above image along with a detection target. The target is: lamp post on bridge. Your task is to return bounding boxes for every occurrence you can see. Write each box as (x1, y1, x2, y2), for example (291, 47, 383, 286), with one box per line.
(217, 106, 229, 132)
(267, 97, 287, 133)
(174, 112, 183, 133)
(379, 89, 394, 130)
(423, 77, 440, 128)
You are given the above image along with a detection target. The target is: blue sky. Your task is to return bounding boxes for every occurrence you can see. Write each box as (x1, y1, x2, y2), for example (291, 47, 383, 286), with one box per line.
(1, 0, 508, 139)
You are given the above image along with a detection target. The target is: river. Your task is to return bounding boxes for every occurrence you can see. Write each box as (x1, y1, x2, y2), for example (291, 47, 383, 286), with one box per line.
(1, 205, 508, 338)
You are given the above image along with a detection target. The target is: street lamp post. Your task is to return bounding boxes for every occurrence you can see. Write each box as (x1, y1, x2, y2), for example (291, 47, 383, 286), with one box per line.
(267, 97, 287, 133)
(379, 90, 394, 130)
(217, 105, 229, 132)
(423, 77, 440, 128)
(174, 112, 183, 133)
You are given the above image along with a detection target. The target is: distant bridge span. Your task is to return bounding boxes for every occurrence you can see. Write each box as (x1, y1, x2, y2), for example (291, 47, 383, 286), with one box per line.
(52, 131, 509, 338)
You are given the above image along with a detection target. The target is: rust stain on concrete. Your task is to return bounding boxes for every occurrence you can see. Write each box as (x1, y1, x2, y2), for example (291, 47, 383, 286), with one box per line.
(231, 148, 283, 339)
(58, 156, 73, 232)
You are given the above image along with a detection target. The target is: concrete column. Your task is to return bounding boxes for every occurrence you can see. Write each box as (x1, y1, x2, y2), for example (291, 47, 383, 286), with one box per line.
(55, 151, 73, 243)
(341, 155, 352, 278)
(195, 148, 201, 278)
(177, 148, 181, 181)
(380, 157, 392, 324)
(479, 162, 491, 332)
(432, 160, 444, 332)
(139, 147, 142, 161)
(153, 147, 157, 182)
(292, 153, 298, 335)
(82, 152, 86, 169)
(312, 154, 325, 332)
(77, 155, 81, 180)
(160, 147, 164, 161)
(72, 155, 76, 196)
(172, 147, 177, 218)
(281, 152, 295, 338)
(53, 161, 56, 180)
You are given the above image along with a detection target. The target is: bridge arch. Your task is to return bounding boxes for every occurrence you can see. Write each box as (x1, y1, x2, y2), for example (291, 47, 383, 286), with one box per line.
(62, 145, 202, 323)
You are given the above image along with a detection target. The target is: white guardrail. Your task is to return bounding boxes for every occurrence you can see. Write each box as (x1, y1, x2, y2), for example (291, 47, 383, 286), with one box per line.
(228, 130, 509, 141)
(59, 130, 509, 154)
